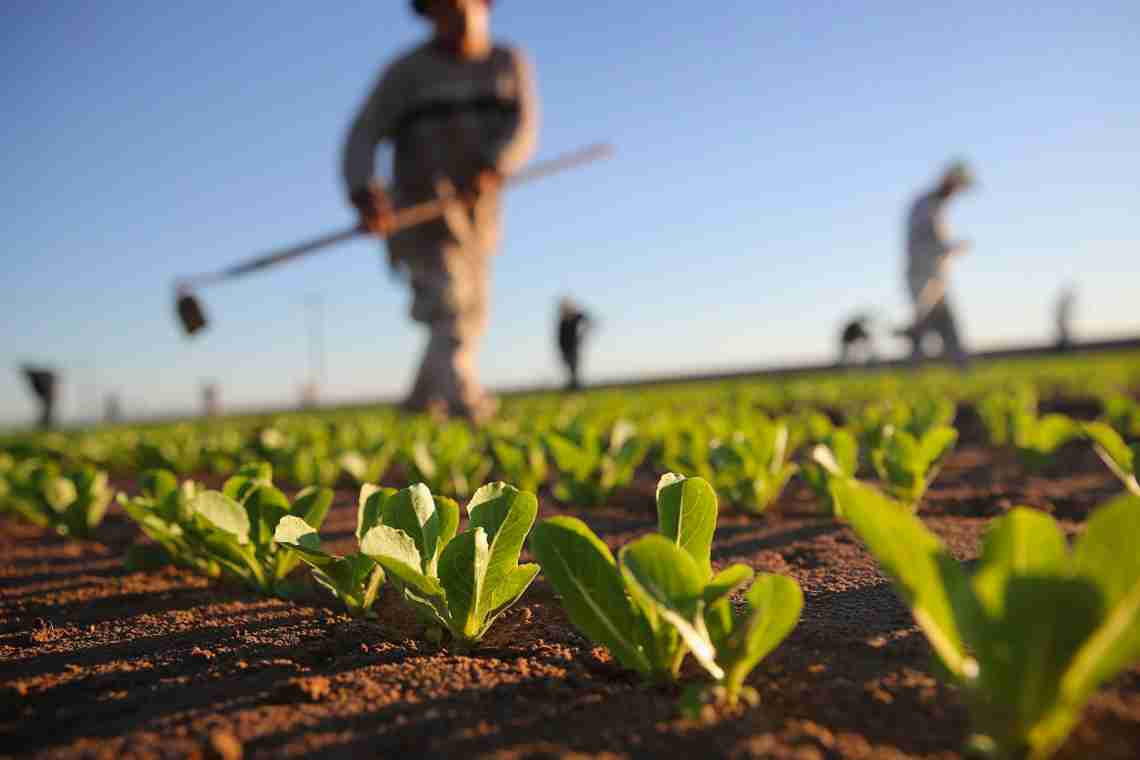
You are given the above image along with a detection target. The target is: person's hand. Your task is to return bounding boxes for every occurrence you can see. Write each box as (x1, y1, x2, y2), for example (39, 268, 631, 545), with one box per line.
(470, 166, 503, 197)
(350, 185, 396, 236)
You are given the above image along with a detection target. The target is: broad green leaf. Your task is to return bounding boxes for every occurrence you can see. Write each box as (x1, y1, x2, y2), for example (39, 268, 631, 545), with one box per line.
(703, 564, 755, 607)
(920, 426, 959, 466)
(243, 484, 291, 548)
(381, 484, 440, 573)
(291, 486, 333, 531)
(529, 517, 651, 674)
(1063, 493, 1140, 704)
(141, 469, 178, 501)
(620, 535, 706, 673)
(832, 477, 975, 678)
(468, 484, 538, 619)
(43, 477, 77, 513)
(193, 491, 251, 544)
(972, 508, 1069, 619)
(360, 524, 442, 600)
(273, 515, 332, 564)
(1084, 422, 1138, 493)
(339, 451, 368, 482)
(435, 495, 461, 547)
(655, 474, 718, 581)
(438, 527, 490, 640)
(479, 563, 540, 636)
(721, 574, 804, 694)
(357, 484, 394, 540)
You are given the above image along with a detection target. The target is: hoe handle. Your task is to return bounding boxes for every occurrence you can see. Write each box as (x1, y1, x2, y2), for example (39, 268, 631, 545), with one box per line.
(175, 143, 613, 292)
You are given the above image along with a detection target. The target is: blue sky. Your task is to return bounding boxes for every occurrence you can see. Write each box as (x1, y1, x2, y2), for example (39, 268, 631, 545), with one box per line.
(2, 1, 1137, 425)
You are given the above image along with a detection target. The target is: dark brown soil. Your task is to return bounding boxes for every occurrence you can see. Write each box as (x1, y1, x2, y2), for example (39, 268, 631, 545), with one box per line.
(2, 444, 1139, 759)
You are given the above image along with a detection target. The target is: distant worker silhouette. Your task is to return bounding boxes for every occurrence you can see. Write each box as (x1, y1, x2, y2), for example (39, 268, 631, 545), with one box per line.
(901, 161, 973, 368)
(21, 366, 57, 429)
(557, 297, 591, 390)
(838, 313, 876, 365)
(1056, 285, 1076, 350)
(342, 0, 538, 422)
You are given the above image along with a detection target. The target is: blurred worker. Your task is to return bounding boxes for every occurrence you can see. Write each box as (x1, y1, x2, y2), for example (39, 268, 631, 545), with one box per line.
(902, 161, 974, 368)
(557, 297, 591, 390)
(21, 366, 57, 429)
(838, 313, 876, 366)
(342, 0, 538, 422)
(1055, 284, 1076, 350)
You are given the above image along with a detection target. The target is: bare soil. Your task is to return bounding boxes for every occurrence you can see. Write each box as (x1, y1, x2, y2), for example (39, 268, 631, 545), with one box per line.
(2, 443, 1139, 759)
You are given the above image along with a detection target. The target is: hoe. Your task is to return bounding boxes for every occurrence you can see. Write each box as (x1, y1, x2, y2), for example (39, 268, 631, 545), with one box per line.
(175, 143, 612, 336)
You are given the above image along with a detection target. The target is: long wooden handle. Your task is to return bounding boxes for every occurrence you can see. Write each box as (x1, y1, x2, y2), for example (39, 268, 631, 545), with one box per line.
(176, 143, 613, 292)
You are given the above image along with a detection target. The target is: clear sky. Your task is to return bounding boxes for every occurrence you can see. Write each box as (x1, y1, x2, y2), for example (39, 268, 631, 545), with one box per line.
(2, 1, 1137, 425)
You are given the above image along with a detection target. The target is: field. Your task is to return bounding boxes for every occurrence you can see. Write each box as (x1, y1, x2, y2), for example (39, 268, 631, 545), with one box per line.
(3, 352, 1140, 759)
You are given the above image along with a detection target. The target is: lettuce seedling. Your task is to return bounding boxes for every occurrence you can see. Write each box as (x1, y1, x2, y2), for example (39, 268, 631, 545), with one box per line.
(119, 463, 332, 595)
(272, 484, 394, 616)
(544, 421, 649, 506)
(355, 481, 539, 647)
(2, 459, 111, 538)
(1012, 412, 1080, 473)
(1103, 394, 1140, 438)
(490, 436, 548, 494)
(1083, 422, 1139, 496)
(531, 474, 801, 699)
(709, 423, 798, 515)
(832, 476, 1140, 760)
(801, 430, 858, 516)
(869, 424, 958, 508)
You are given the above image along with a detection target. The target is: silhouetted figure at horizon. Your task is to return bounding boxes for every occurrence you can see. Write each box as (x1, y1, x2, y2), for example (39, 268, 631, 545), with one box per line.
(557, 297, 591, 391)
(839, 313, 877, 365)
(22, 366, 57, 429)
(1056, 285, 1076, 351)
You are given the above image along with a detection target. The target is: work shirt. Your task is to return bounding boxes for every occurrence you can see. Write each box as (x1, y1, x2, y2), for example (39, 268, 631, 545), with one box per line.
(905, 190, 955, 301)
(342, 41, 538, 257)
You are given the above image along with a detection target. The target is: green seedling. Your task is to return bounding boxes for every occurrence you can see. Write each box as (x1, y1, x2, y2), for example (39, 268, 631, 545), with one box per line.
(1082, 422, 1139, 496)
(709, 422, 798, 515)
(490, 436, 548, 494)
(1103, 395, 1140, 438)
(350, 481, 538, 647)
(544, 421, 649, 506)
(832, 476, 1140, 760)
(801, 430, 858, 516)
(531, 474, 801, 706)
(1, 459, 111, 538)
(119, 463, 332, 595)
(1012, 412, 1080, 473)
(869, 424, 958, 507)
(272, 484, 394, 616)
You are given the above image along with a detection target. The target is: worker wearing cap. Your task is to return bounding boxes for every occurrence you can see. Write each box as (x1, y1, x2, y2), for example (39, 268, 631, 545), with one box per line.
(343, 0, 538, 421)
(904, 161, 973, 367)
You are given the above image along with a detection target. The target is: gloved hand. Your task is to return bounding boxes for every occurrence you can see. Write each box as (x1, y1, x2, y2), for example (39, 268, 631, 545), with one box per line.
(350, 184, 396, 236)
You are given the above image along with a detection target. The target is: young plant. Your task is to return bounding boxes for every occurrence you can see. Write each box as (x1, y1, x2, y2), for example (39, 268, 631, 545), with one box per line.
(272, 484, 393, 617)
(531, 474, 801, 702)
(709, 422, 798, 515)
(832, 476, 1140, 760)
(490, 436, 548, 494)
(1012, 412, 1081, 473)
(356, 481, 539, 647)
(869, 424, 958, 508)
(800, 430, 858, 516)
(1082, 422, 1139, 495)
(544, 421, 649, 506)
(1, 459, 111, 538)
(119, 463, 332, 595)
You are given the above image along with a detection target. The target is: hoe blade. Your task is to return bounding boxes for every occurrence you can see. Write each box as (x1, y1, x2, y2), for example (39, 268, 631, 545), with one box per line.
(176, 292, 208, 336)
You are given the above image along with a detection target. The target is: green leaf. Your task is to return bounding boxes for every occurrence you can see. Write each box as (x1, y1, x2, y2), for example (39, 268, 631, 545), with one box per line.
(1084, 422, 1138, 494)
(467, 483, 538, 620)
(357, 484, 395, 540)
(438, 527, 491, 640)
(483, 563, 540, 628)
(141, 469, 178, 501)
(291, 486, 333, 531)
(655, 474, 718, 582)
(703, 564, 755, 607)
(381, 484, 441, 573)
(360, 524, 443, 601)
(273, 515, 332, 564)
(832, 477, 975, 679)
(619, 534, 708, 676)
(192, 491, 251, 544)
(972, 508, 1069, 619)
(720, 574, 804, 695)
(529, 516, 652, 674)
(243, 484, 291, 549)
(1064, 493, 1140, 705)
(43, 477, 77, 513)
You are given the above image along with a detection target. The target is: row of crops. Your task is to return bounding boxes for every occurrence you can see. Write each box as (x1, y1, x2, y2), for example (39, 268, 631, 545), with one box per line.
(2, 354, 1140, 759)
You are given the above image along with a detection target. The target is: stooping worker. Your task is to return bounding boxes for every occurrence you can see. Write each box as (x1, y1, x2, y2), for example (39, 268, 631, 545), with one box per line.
(342, 0, 538, 422)
(902, 161, 973, 368)
(556, 296, 591, 391)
